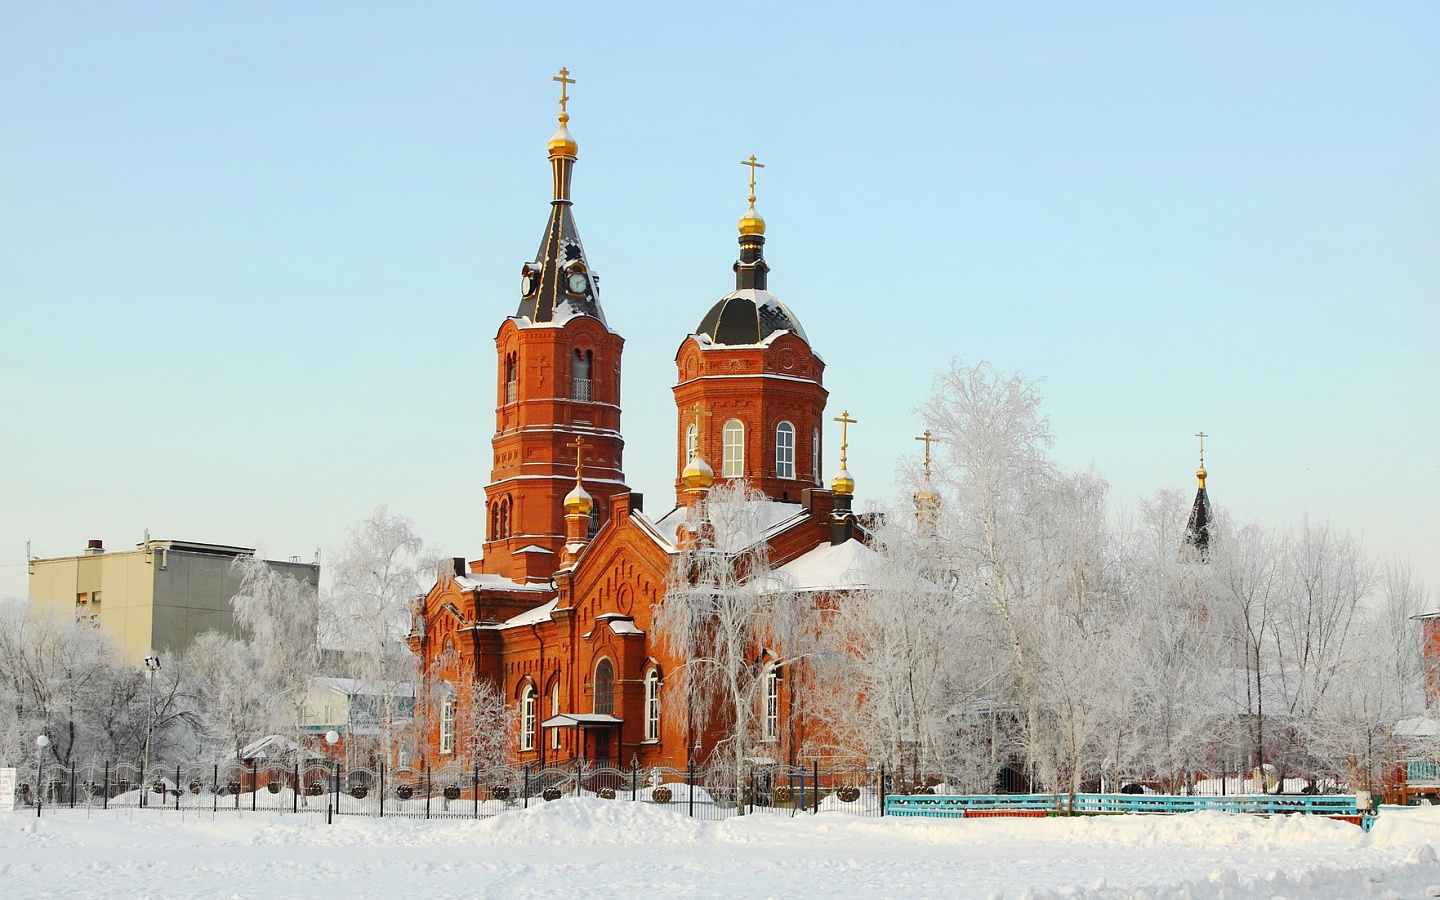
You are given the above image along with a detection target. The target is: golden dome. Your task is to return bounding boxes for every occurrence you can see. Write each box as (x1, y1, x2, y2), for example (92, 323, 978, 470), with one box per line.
(738, 202, 766, 236)
(682, 455, 714, 491)
(548, 115, 578, 158)
(832, 467, 854, 497)
(564, 481, 592, 515)
(1197, 466, 1207, 489)
(914, 489, 940, 510)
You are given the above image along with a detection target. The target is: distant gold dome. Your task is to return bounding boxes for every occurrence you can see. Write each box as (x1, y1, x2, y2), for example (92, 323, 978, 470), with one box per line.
(548, 115, 578, 157)
(914, 489, 940, 510)
(738, 203, 765, 236)
(832, 467, 854, 497)
(1197, 466, 1207, 489)
(682, 455, 714, 491)
(564, 481, 592, 515)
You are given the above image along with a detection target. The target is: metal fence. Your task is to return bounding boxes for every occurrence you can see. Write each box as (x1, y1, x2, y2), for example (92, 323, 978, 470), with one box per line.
(8, 758, 888, 820)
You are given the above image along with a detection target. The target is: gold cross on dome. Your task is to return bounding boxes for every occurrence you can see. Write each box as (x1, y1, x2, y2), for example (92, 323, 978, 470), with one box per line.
(741, 155, 764, 203)
(553, 67, 576, 117)
(916, 429, 936, 479)
(1195, 431, 1207, 467)
(686, 402, 711, 437)
(834, 410, 857, 467)
(570, 434, 588, 482)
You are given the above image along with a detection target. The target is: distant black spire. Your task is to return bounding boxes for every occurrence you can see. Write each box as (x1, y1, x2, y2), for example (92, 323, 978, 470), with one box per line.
(1182, 435, 1212, 560)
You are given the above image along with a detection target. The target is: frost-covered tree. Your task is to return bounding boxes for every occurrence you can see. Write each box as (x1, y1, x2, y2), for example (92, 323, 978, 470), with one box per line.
(230, 553, 320, 745)
(655, 480, 815, 811)
(323, 506, 430, 766)
(183, 632, 268, 761)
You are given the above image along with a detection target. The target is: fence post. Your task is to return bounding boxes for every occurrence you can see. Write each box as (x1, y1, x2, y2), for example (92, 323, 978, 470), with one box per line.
(523, 764, 530, 810)
(379, 762, 385, 819)
(879, 763, 886, 817)
(473, 760, 479, 819)
(631, 762, 638, 802)
(425, 765, 431, 819)
(70, 765, 75, 809)
(575, 755, 582, 798)
(213, 764, 218, 814)
(250, 760, 257, 812)
(813, 760, 819, 814)
(174, 764, 180, 811)
(103, 760, 109, 811)
(687, 763, 694, 818)
(292, 764, 298, 814)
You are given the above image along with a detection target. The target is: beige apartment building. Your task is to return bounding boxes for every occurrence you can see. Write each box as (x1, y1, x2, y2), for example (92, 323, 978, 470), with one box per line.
(28, 536, 319, 664)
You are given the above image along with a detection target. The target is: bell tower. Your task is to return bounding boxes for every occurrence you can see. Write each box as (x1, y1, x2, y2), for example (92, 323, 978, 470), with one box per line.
(673, 157, 828, 505)
(484, 70, 627, 583)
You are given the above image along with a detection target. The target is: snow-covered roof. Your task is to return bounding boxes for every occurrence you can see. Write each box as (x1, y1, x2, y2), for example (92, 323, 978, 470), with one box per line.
(512, 544, 556, 555)
(238, 734, 299, 760)
(1396, 716, 1440, 738)
(455, 573, 553, 593)
(650, 499, 806, 552)
(772, 538, 886, 592)
(542, 713, 623, 728)
(495, 598, 559, 630)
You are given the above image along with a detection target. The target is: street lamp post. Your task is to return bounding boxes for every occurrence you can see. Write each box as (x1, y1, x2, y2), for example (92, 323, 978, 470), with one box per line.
(141, 652, 161, 808)
(324, 730, 339, 825)
(35, 734, 49, 818)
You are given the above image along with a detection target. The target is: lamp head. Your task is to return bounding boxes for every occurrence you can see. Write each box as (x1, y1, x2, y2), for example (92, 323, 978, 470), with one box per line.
(325, 730, 340, 746)
(36, 734, 49, 749)
(144, 652, 161, 671)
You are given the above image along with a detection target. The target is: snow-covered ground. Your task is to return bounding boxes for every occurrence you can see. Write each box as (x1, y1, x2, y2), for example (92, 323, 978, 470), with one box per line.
(4, 800, 1440, 898)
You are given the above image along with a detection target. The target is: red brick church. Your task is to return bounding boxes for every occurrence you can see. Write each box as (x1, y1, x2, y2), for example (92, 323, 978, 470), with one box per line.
(408, 74, 874, 770)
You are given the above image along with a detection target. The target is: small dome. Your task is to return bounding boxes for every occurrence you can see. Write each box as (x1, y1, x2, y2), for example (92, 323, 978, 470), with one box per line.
(682, 455, 714, 491)
(738, 203, 766, 236)
(913, 489, 940, 510)
(1196, 465, 1207, 488)
(548, 117, 578, 157)
(832, 467, 854, 497)
(564, 481, 592, 514)
(695, 289, 809, 346)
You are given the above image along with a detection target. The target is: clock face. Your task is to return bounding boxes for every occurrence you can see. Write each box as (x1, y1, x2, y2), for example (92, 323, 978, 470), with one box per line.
(522, 272, 536, 296)
(567, 271, 588, 294)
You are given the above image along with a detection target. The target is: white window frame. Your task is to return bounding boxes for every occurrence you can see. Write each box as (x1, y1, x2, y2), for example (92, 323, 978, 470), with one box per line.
(775, 421, 795, 479)
(722, 419, 745, 478)
(644, 669, 661, 742)
(812, 427, 821, 484)
(762, 664, 780, 742)
(440, 697, 455, 754)
(520, 685, 536, 751)
(685, 423, 698, 462)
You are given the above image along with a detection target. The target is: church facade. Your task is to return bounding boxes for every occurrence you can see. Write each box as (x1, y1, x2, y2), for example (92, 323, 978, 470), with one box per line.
(408, 76, 865, 771)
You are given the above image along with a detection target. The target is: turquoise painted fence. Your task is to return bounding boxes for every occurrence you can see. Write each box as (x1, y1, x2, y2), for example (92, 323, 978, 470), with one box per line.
(884, 793, 1377, 831)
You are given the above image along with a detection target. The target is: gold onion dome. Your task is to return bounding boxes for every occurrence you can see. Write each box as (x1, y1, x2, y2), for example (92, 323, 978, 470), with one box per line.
(564, 480, 593, 515)
(914, 488, 940, 509)
(832, 467, 855, 497)
(548, 115, 578, 157)
(738, 202, 766, 236)
(1197, 465, 1207, 489)
(682, 455, 714, 491)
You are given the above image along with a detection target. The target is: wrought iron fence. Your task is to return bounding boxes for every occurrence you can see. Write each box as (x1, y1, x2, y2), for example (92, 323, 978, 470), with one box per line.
(8, 758, 888, 820)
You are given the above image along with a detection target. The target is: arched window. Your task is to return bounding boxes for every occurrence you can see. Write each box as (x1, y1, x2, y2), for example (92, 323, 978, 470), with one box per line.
(775, 421, 795, 479)
(644, 669, 661, 742)
(550, 681, 561, 750)
(505, 353, 518, 404)
(812, 427, 821, 485)
(761, 664, 780, 742)
(722, 419, 745, 478)
(520, 684, 537, 751)
(685, 423, 698, 462)
(572, 349, 593, 401)
(588, 500, 601, 539)
(593, 659, 615, 716)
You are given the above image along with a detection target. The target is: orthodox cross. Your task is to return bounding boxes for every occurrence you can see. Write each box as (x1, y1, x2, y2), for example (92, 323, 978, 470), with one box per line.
(834, 410, 857, 468)
(570, 434, 588, 484)
(916, 429, 937, 480)
(1195, 431, 1207, 467)
(553, 67, 575, 116)
(741, 155, 764, 204)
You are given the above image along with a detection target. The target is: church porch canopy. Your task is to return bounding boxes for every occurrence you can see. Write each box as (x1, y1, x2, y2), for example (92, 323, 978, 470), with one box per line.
(541, 713, 623, 730)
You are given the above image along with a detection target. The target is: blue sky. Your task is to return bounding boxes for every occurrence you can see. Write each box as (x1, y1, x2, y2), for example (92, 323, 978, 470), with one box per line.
(2, 2, 1436, 595)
